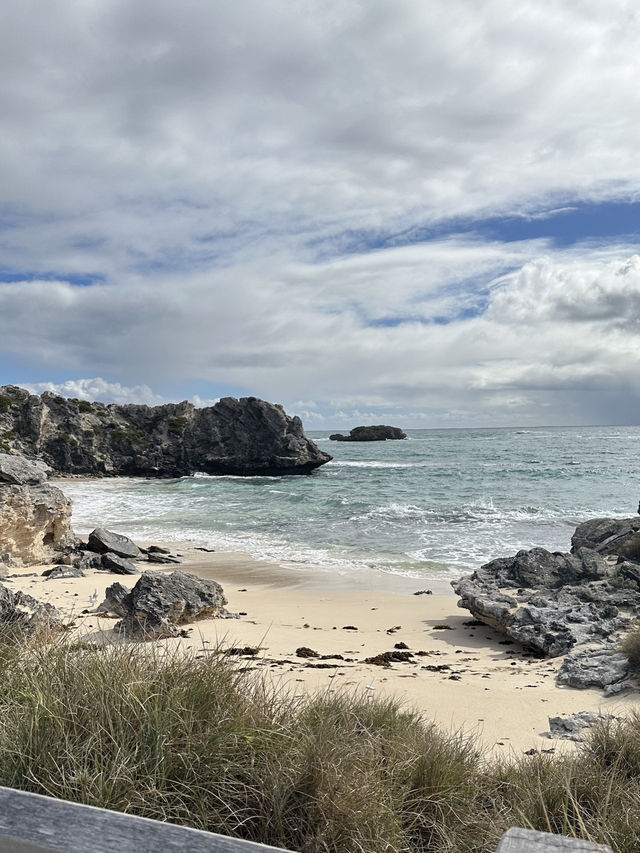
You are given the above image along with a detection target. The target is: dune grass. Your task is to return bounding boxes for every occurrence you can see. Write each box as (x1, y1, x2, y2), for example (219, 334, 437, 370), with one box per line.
(0, 635, 637, 852)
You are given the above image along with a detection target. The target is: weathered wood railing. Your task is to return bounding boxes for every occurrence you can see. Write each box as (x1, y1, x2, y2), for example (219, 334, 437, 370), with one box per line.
(0, 786, 613, 852)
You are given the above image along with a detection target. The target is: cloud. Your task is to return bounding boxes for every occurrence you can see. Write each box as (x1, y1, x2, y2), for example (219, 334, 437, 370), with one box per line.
(1, 1, 640, 426)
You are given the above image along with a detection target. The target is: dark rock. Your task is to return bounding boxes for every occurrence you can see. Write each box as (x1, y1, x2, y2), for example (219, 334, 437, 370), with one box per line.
(0, 385, 331, 477)
(73, 551, 105, 572)
(147, 546, 170, 554)
(0, 453, 49, 485)
(43, 565, 86, 579)
(224, 646, 261, 656)
(557, 647, 630, 691)
(87, 528, 141, 559)
(146, 552, 181, 564)
(101, 553, 141, 575)
(99, 570, 229, 640)
(329, 425, 407, 442)
(0, 583, 63, 635)
(571, 516, 640, 560)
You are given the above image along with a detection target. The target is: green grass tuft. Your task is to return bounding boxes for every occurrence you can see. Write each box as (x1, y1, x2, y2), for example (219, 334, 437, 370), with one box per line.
(0, 635, 638, 851)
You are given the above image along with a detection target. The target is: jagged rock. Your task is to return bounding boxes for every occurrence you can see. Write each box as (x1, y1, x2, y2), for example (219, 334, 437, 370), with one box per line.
(147, 546, 170, 554)
(146, 552, 180, 564)
(72, 551, 105, 572)
(43, 565, 86, 579)
(0, 453, 49, 485)
(557, 647, 631, 691)
(329, 425, 407, 442)
(99, 570, 229, 639)
(0, 483, 75, 566)
(571, 517, 640, 560)
(0, 583, 63, 635)
(543, 711, 618, 741)
(0, 385, 331, 477)
(452, 546, 633, 657)
(87, 528, 141, 559)
(100, 553, 140, 575)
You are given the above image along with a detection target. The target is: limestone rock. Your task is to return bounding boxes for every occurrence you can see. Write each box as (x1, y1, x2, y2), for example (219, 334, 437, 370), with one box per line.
(329, 425, 407, 442)
(100, 553, 141, 575)
(0, 453, 49, 485)
(0, 483, 74, 566)
(100, 570, 229, 640)
(87, 528, 141, 559)
(544, 711, 618, 741)
(571, 517, 640, 560)
(0, 583, 63, 635)
(557, 647, 631, 691)
(0, 385, 331, 477)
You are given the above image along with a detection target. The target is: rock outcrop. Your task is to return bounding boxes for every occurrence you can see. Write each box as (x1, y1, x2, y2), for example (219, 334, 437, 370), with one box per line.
(0, 583, 63, 636)
(99, 570, 229, 639)
(452, 530, 640, 691)
(571, 516, 640, 561)
(329, 425, 407, 442)
(0, 453, 74, 567)
(0, 386, 331, 477)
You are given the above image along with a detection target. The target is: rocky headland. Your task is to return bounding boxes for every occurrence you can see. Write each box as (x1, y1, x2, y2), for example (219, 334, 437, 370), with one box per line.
(453, 515, 640, 693)
(329, 425, 407, 442)
(0, 385, 331, 477)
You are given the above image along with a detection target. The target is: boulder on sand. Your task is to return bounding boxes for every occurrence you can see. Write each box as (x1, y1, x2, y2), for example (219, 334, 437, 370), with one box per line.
(100, 570, 229, 640)
(0, 482, 74, 567)
(87, 528, 141, 559)
(0, 583, 63, 636)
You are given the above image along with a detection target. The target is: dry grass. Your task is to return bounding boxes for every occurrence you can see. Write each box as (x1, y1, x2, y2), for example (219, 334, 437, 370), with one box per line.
(0, 634, 637, 852)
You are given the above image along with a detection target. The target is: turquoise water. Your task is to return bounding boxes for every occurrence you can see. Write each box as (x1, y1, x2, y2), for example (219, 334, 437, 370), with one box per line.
(59, 426, 640, 580)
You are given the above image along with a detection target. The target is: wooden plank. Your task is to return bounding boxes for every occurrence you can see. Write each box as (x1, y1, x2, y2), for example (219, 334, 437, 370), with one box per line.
(0, 785, 293, 853)
(496, 827, 613, 852)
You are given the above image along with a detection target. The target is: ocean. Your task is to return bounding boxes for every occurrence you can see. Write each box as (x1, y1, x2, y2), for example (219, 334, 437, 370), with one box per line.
(59, 426, 639, 582)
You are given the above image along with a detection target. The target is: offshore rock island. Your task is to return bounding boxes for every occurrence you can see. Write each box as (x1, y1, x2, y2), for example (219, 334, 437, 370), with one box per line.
(329, 424, 407, 441)
(0, 386, 331, 477)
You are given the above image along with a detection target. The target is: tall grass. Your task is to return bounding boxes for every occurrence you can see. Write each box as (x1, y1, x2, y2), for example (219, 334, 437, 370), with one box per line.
(0, 634, 637, 852)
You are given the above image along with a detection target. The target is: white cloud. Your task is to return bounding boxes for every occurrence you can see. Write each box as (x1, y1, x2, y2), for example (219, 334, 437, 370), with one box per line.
(1, 1, 640, 426)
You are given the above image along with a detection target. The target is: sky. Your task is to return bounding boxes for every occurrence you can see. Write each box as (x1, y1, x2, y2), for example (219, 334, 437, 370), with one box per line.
(1, 0, 640, 429)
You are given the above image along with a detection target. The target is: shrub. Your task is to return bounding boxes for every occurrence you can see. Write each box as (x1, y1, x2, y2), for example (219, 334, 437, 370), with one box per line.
(77, 400, 94, 413)
(168, 416, 188, 436)
(0, 395, 11, 414)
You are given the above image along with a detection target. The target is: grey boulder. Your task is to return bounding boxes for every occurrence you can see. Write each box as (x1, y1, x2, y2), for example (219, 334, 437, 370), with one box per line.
(0, 583, 63, 635)
(0, 453, 49, 486)
(557, 647, 631, 692)
(100, 553, 140, 575)
(87, 528, 141, 559)
(100, 570, 229, 640)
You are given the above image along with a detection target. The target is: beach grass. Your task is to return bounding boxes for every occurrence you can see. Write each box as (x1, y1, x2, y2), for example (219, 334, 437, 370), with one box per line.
(0, 634, 637, 853)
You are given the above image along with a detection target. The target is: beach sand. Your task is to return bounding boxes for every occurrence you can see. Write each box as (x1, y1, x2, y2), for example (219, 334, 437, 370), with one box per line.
(6, 544, 637, 758)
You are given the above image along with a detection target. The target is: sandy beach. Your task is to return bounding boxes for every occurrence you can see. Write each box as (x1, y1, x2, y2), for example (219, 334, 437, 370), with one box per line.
(7, 545, 637, 758)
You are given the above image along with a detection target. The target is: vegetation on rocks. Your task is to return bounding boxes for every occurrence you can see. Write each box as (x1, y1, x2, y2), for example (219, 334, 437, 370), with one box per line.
(0, 635, 638, 852)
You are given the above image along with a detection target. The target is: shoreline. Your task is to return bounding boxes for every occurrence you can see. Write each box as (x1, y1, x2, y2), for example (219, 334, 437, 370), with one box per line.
(6, 541, 638, 757)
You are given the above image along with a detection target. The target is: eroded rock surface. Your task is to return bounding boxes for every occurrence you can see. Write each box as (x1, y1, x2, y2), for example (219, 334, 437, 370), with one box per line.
(0, 385, 331, 477)
(0, 583, 63, 635)
(0, 482, 74, 566)
(0, 453, 49, 485)
(452, 534, 640, 690)
(100, 570, 229, 639)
